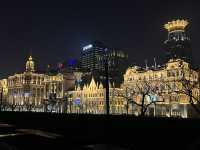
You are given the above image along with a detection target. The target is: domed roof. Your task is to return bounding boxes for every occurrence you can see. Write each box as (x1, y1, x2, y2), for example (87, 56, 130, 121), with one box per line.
(26, 55, 35, 72)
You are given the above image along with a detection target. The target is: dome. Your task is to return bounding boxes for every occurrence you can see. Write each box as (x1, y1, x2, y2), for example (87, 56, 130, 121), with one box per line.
(26, 55, 35, 72)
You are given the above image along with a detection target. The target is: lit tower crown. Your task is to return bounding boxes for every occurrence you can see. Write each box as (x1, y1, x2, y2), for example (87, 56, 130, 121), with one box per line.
(26, 55, 35, 72)
(164, 19, 191, 62)
(164, 19, 189, 32)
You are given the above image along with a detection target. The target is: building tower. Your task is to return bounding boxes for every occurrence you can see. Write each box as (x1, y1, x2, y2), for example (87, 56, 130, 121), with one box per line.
(164, 19, 191, 62)
(81, 41, 106, 71)
(26, 55, 35, 72)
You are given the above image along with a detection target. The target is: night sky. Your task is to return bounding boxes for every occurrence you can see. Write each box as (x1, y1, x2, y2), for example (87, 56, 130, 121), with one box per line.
(0, 0, 200, 78)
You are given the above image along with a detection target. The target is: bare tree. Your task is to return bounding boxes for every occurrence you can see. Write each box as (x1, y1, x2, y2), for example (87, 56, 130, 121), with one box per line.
(8, 97, 18, 111)
(9, 103, 17, 111)
(23, 97, 35, 112)
(169, 66, 200, 114)
(115, 80, 165, 116)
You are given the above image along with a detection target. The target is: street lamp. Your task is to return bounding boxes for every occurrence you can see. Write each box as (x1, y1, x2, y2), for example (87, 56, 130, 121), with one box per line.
(104, 48, 110, 115)
(13, 95, 16, 111)
(0, 87, 3, 111)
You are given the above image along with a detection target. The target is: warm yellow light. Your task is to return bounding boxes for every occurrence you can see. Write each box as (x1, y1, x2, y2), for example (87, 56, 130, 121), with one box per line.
(164, 19, 189, 32)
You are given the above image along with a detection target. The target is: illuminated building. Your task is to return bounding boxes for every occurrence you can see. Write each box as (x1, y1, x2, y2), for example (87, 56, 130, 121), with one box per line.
(68, 58, 199, 117)
(98, 48, 129, 86)
(6, 55, 64, 111)
(7, 56, 45, 109)
(68, 77, 125, 114)
(122, 58, 199, 117)
(44, 73, 64, 100)
(164, 19, 191, 62)
(0, 79, 8, 104)
(81, 41, 128, 86)
(81, 41, 106, 71)
(121, 19, 198, 117)
(0, 19, 198, 117)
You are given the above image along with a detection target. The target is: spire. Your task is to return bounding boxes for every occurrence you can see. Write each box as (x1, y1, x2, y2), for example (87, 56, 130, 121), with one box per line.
(154, 57, 157, 69)
(99, 82, 103, 89)
(145, 59, 149, 70)
(90, 76, 96, 88)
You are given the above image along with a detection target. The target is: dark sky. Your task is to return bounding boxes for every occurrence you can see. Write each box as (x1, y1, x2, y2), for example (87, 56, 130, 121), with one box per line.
(0, 0, 200, 78)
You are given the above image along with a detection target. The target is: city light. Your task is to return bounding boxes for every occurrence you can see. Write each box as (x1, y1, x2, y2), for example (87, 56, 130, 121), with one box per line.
(0, 19, 198, 118)
(83, 44, 93, 51)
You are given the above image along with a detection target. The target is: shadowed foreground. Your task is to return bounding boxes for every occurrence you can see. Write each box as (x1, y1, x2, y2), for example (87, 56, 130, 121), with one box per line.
(0, 112, 199, 150)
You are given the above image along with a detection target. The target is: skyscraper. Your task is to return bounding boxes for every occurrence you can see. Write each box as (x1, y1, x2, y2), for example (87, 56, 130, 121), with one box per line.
(98, 48, 129, 86)
(81, 41, 106, 71)
(164, 19, 191, 62)
(80, 41, 129, 87)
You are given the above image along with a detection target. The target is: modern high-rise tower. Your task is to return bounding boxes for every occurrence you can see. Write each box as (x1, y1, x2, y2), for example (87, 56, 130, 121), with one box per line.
(164, 19, 191, 62)
(81, 41, 106, 71)
(80, 41, 129, 86)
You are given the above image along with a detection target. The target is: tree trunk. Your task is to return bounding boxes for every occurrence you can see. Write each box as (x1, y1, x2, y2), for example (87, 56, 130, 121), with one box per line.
(189, 92, 200, 114)
(126, 103, 129, 115)
(140, 94, 145, 116)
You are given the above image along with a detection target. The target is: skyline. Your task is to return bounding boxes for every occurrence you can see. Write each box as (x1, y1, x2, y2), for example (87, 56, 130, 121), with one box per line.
(1, 2, 200, 150)
(1, 0, 200, 78)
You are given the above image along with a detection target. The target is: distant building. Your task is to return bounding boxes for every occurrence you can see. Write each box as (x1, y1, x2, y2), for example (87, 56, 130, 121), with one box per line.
(68, 76, 124, 114)
(6, 55, 64, 112)
(122, 58, 199, 117)
(67, 19, 200, 118)
(120, 19, 197, 117)
(0, 19, 199, 118)
(7, 56, 45, 108)
(98, 48, 129, 86)
(81, 41, 129, 86)
(164, 19, 191, 62)
(81, 41, 106, 71)
(45, 60, 83, 94)
(66, 59, 81, 71)
(0, 79, 8, 104)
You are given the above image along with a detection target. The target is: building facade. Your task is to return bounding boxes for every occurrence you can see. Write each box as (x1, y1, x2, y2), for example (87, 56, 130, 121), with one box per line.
(68, 77, 125, 114)
(81, 41, 129, 87)
(0, 19, 199, 118)
(7, 56, 45, 109)
(6, 56, 65, 111)
(67, 19, 200, 117)
(164, 19, 191, 62)
(119, 19, 198, 118)
(122, 58, 199, 117)
(97, 48, 129, 86)
(0, 79, 8, 105)
(81, 41, 106, 71)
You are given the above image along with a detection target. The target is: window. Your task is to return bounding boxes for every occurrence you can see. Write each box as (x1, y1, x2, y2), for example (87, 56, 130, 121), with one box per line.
(161, 73, 163, 78)
(167, 71, 170, 77)
(171, 71, 175, 77)
(176, 71, 179, 76)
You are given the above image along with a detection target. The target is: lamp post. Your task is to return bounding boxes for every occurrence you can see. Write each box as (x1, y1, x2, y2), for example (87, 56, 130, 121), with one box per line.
(104, 48, 110, 115)
(0, 87, 3, 112)
(13, 95, 16, 111)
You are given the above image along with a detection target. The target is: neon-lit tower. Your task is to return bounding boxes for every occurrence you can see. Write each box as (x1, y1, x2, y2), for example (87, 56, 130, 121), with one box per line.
(164, 19, 191, 62)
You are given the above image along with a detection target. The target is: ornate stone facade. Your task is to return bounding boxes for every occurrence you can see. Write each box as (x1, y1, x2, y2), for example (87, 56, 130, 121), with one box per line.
(0, 79, 8, 103)
(68, 77, 125, 114)
(5, 56, 64, 111)
(122, 58, 199, 117)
